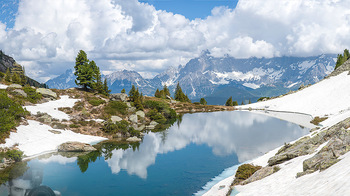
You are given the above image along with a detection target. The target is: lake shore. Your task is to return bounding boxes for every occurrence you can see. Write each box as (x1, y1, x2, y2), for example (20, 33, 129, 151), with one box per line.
(203, 71, 350, 196)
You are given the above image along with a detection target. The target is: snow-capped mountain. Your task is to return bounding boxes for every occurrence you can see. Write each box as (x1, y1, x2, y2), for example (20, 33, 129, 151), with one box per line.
(45, 52, 336, 104)
(45, 69, 76, 89)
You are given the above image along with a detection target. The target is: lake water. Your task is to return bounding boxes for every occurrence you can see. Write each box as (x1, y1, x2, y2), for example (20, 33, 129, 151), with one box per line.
(0, 111, 309, 196)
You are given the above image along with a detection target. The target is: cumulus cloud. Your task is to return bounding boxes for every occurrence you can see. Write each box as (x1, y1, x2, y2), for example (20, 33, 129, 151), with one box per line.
(0, 0, 349, 81)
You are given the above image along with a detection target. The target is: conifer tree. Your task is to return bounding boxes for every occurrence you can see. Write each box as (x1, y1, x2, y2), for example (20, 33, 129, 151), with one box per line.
(163, 85, 170, 97)
(225, 96, 233, 106)
(129, 85, 136, 100)
(12, 73, 20, 84)
(74, 50, 94, 90)
(103, 78, 111, 96)
(174, 82, 190, 102)
(249, 99, 252, 104)
(121, 89, 126, 93)
(200, 98, 207, 105)
(92, 63, 104, 94)
(154, 89, 161, 98)
(4, 68, 11, 82)
(233, 101, 238, 106)
(241, 101, 244, 105)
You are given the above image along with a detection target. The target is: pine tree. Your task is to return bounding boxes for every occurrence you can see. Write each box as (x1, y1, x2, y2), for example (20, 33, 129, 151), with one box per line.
(12, 73, 20, 84)
(74, 50, 94, 90)
(154, 89, 161, 98)
(121, 89, 126, 93)
(163, 85, 170, 97)
(241, 101, 244, 105)
(92, 62, 103, 94)
(4, 68, 11, 82)
(249, 99, 251, 104)
(129, 85, 136, 100)
(200, 98, 207, 105)
(233, 101, 238, 106)
(225, 96, 233, 106)
(20, 66, 27, 85)
(103, 78, 111, 96)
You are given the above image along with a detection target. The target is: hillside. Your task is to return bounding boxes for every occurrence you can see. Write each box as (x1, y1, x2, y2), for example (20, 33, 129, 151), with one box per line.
(205, 59, 350, 195)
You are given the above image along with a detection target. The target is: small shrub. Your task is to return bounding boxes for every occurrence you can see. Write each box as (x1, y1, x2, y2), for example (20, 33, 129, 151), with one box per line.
(69, 124, 80, 128)
(310, 116, 328, 125)
(104, 101, 128, 116)
(23, 85, 42, 103)
(88, 97, 105, 106)
(78, 120, 89, 126)
(234, 164, 262, 184)
(6, 149, 23, 162)
(73, 101, 84, 111)
(91, 108, 99, 114)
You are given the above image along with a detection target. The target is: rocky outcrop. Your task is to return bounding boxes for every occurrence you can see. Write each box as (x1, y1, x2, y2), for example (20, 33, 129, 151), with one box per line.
(297, 123, 350, 177)
(110, 93, 128, 102)
(0, 50, 15, 73)
(36, 88, 57, 99)
(57, 142, 96, 152)
(268, 120, 343, 166)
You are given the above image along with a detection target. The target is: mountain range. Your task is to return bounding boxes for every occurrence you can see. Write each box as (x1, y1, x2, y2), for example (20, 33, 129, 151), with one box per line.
(45, 52, 336, 105)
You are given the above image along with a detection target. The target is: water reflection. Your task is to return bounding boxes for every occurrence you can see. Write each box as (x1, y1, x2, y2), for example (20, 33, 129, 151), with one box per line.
(104, 111, 308, 179)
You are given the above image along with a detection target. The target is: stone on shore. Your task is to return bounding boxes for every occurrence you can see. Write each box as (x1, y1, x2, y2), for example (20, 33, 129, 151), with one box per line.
(126, 137, 142, 142)
(57, 142, 96, 152)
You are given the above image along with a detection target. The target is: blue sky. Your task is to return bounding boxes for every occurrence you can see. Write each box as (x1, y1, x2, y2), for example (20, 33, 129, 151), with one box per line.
(0, 0, 348, 82)
(139, 0, 238, 20)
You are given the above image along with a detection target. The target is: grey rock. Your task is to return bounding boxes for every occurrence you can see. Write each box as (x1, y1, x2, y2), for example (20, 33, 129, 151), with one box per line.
(126, 102, 132, 108)
(58, 142, 96, 152)
(135, 124, 145, 131)
(36, 88, 57, 99)
(48, 130, 61, 134)
(241, 166, 276, 185)
(129, 114, 138, 124)
(37, 114, 52, 124)
(126, 137, 142, 142)
(111, 116, 123, 123)
(136, 111, 145, 118)
(110, 93, 128, 102)
(146, 121, 158, 130)
(9, 84, 22, 89)
(13, 89, 27, 97)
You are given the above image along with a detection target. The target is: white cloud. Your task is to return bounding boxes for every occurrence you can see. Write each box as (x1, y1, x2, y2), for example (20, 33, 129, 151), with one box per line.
(0, 0, 349, 82)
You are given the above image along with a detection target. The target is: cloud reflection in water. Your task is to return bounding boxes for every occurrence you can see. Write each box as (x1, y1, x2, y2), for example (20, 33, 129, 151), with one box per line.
(106, 111, 309, 178)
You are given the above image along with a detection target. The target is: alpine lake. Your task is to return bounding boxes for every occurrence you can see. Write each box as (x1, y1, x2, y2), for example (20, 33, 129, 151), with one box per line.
(0, 111, 310, 196)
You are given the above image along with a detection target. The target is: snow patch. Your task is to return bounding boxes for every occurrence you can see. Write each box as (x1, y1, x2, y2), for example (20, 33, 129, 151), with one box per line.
(0, 83, 8, 89)
(243, 83, 260, 89)
(25, 95, 79, 121)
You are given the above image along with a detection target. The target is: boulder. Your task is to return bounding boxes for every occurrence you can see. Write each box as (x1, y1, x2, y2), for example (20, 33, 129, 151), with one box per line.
(57, 142, 96, 152)
(36, 88, 57, 99)
(128, 107, 136, 113)
(126, 137, 142, 142)
(9, 84, 22, 89)
(37, 113, 52, 124)
(129, 114, 138, 124)
(13, 89, 27, 97)
(111, 116, 123, 123)
(110, 93, 128, 102)
(241, 166, 276, 185)
(126, 102, 132, 108)
(136, 111, 145, 118)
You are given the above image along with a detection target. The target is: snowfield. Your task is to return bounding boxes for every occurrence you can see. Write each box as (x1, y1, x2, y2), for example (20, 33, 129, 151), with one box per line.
(1, 95, 107, 158)
(204, 71, 350, 195)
